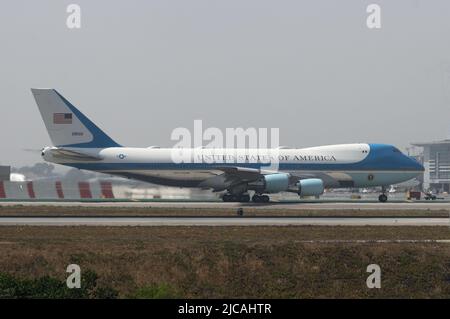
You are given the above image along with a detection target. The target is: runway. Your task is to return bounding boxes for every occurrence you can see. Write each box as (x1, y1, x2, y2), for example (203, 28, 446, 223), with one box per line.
(1, 200, 450, 210)
(0, 216, 447, 226)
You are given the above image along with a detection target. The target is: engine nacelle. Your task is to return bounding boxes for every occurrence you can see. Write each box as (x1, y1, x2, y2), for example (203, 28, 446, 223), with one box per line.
(297, 178, 324, 197)
(249, 173, 290, 193)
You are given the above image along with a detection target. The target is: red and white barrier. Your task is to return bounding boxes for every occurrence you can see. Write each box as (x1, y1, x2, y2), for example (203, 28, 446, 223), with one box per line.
(78, 182, 93, 199)
(2, 182, 30, 199)
(55, 181, 64, 199)
(32, 181, 58, 199)
(59, 181, 82, 200)
(100, 182, 115, 199)
(0, 180, 116, 200)
(0, 181, 6, 199)
(0, 180, 201, 201)
(26, 182, 36, 199)
(89, 181, 115, 199)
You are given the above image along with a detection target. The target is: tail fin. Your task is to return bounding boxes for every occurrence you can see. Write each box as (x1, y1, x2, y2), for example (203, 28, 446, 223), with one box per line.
(31, 89, 121, 148)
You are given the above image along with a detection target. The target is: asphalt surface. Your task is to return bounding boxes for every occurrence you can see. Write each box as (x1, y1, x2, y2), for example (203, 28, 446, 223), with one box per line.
(1, 200, 450, 210)
(0, 216, 447, 226)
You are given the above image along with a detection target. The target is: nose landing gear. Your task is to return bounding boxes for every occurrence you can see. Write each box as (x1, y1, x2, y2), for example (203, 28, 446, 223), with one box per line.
(378, 186, 388, 202)
(378, 194, 388, 202)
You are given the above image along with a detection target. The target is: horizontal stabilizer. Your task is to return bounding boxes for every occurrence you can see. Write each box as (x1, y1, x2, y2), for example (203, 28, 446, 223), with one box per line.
(46, 148, 103, 162)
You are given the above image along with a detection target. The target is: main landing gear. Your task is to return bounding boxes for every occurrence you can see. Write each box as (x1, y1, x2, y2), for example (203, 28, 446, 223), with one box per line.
(222, 193, 250, 202)
(222, 193, 270, 203)
(378, 186, 388, 203)
(252, 194, 270, 203)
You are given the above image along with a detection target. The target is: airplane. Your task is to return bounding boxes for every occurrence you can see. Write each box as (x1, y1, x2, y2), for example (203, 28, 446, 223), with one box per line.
(31, 88, 424, 203)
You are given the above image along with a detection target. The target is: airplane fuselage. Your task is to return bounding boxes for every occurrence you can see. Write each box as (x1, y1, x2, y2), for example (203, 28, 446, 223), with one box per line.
(42, 143, 424, 190)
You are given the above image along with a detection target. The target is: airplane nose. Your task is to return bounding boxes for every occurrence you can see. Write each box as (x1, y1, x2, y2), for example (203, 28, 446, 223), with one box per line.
(417, 161, 425, 172)
(408, 156, 424, 172)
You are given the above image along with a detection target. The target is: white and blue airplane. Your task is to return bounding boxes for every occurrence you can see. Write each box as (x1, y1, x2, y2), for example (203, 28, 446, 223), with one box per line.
(31, 88, 424, 203)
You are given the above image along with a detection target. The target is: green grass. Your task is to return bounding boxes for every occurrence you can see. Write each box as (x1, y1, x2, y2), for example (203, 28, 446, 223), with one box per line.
(0, 226, 448, 298)
(0, 270, 118, 299)
(130, 283, 179, 299)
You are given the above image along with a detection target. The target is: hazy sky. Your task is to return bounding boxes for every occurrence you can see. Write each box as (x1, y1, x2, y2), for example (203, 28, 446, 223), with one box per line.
(1, 0, 450, 166)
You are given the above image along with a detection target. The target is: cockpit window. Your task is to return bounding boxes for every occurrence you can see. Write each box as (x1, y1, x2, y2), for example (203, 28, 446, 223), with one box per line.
(392, 147, 401, 153)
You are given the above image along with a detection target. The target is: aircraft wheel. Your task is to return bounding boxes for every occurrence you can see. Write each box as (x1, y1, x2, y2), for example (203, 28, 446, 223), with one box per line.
(239, 194, 250, 202)
(224, 194, 249, 202)
(222, 194, 233, 202)
(378, 194, 388, 203)
(252, 195, 261, 203)
(252, 194, 270, 203)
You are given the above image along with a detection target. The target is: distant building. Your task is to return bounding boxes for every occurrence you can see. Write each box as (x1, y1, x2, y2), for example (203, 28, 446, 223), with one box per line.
(0, 166, 11, 181)
(411, 139, 450, 193)
(10, 173, 26, 182)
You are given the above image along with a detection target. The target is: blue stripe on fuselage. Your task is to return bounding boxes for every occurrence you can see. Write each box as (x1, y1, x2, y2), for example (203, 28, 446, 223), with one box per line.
(63, 162, 422, 171)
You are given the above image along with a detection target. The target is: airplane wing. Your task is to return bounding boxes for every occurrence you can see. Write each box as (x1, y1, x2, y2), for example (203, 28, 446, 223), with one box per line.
(215, 167, 336, 183)
(214, 166, 262, 181)
(205, 166, 343, 191)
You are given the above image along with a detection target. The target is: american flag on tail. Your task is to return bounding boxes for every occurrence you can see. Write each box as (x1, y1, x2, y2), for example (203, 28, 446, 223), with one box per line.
(53, 113, 72, 124)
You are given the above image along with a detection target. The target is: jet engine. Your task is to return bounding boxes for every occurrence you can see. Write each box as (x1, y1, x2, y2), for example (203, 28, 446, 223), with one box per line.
(248, 173, 290, 193)
(248, 174, 325, 196)
(297, 178, 324, 197)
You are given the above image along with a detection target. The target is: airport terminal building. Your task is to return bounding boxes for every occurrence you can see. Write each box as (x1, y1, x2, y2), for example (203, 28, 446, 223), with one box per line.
(0, 166, 10, 181)
(412, 139, 450, 193)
